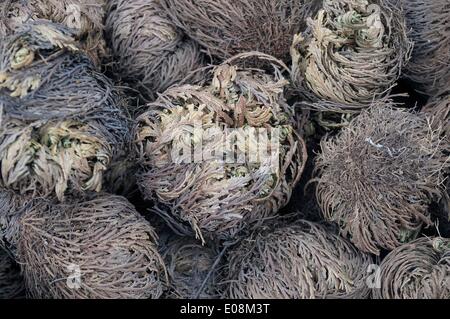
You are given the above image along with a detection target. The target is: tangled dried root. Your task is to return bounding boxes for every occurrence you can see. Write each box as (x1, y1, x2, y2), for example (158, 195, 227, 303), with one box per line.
(315, 105, 449, 255)
(0, 22, 129, 200)
(223, 220, 373, 299)
(401, 0, 450, 96)
(17, 193, 166, 299)
(161, 0, 319, 65)
(161, 236, 223, 299)
(0, 247, 25, 299)
(133, 55, 307, 242)
(0, 0, 107, 64)
(374, 237, 450, 299)
(291, 0, 412, 112)
(105, 0, 205, 102)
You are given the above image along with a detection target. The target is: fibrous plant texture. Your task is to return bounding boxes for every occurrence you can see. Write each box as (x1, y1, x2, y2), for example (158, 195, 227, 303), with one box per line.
(291, 0, 412, 113)
(161, 0, 319, 66)
(0, 247, 25, 299)
(17, 194, 166, 299)
(105, 0, 205, 102)
(401, 0, 450, 96)
(0, 22, 129, 201)
(0, 0, 107, 64)
(161, 236, 222, 299)
(422, 91, 450, 148)
(315, 105, 449, 255)
(223, 221, 373, 299)
(133, 57, 307, 242)
(374, 237, 450, 299)
(0, 190, 31, 254)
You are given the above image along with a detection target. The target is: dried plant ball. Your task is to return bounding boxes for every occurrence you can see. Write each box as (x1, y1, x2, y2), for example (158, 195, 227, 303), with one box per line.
(0, 22, 130, 200)
(0, 21, 126, 119)
(134, 61, 307, 242)
(161, 236, 222, 299)
(105, 0, 205, 102)
(401, 0, 450, 95)
(17, 194, 166, 299)
(315, 105, 449, 255)
(374, 237, 450, 299)
(291, 0, 412, 112)
(223, 221, 373, 299)
(0, 0, 107, 64)
(0, 247, 24, 299)
(0, 119, 122, 201)
(161, 0, 319, 66)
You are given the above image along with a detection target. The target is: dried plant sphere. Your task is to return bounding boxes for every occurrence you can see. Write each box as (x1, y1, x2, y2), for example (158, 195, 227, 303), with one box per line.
(133, 57, 307, 242)
(0, 0, 107, 64)
(0, 22, 129, 200)
(315, 105, 449, 255)
(0, 247, 25, 299)
(161, 236, 222, 299)
(223, 221, 373, 299)
(374, 237, 450, 299)
(17, 194, 166, 299)
(401, 0, 450, 95)
(291, 0, 412, 112)
(105, 0, 205, 102)
(161, 0, 319, 65)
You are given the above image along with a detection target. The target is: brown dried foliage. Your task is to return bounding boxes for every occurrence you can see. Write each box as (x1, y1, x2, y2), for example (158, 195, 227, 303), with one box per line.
(0, 22, 130, 201)
(0, 247, 25, 299)
(291, 0, 412, 112)
(223, 220, 373, 299)
(161, 0, 319, 65)
(133, 55, 307, 242)
(315, 105, 449, 255)
(17, 194, 166, 299)
(105, 0, 205, 102)
(401, 0, 450, 96)
(0, 0, 107, 65)
(374, 237, 450, 299)
(161, 236, 222, 299)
